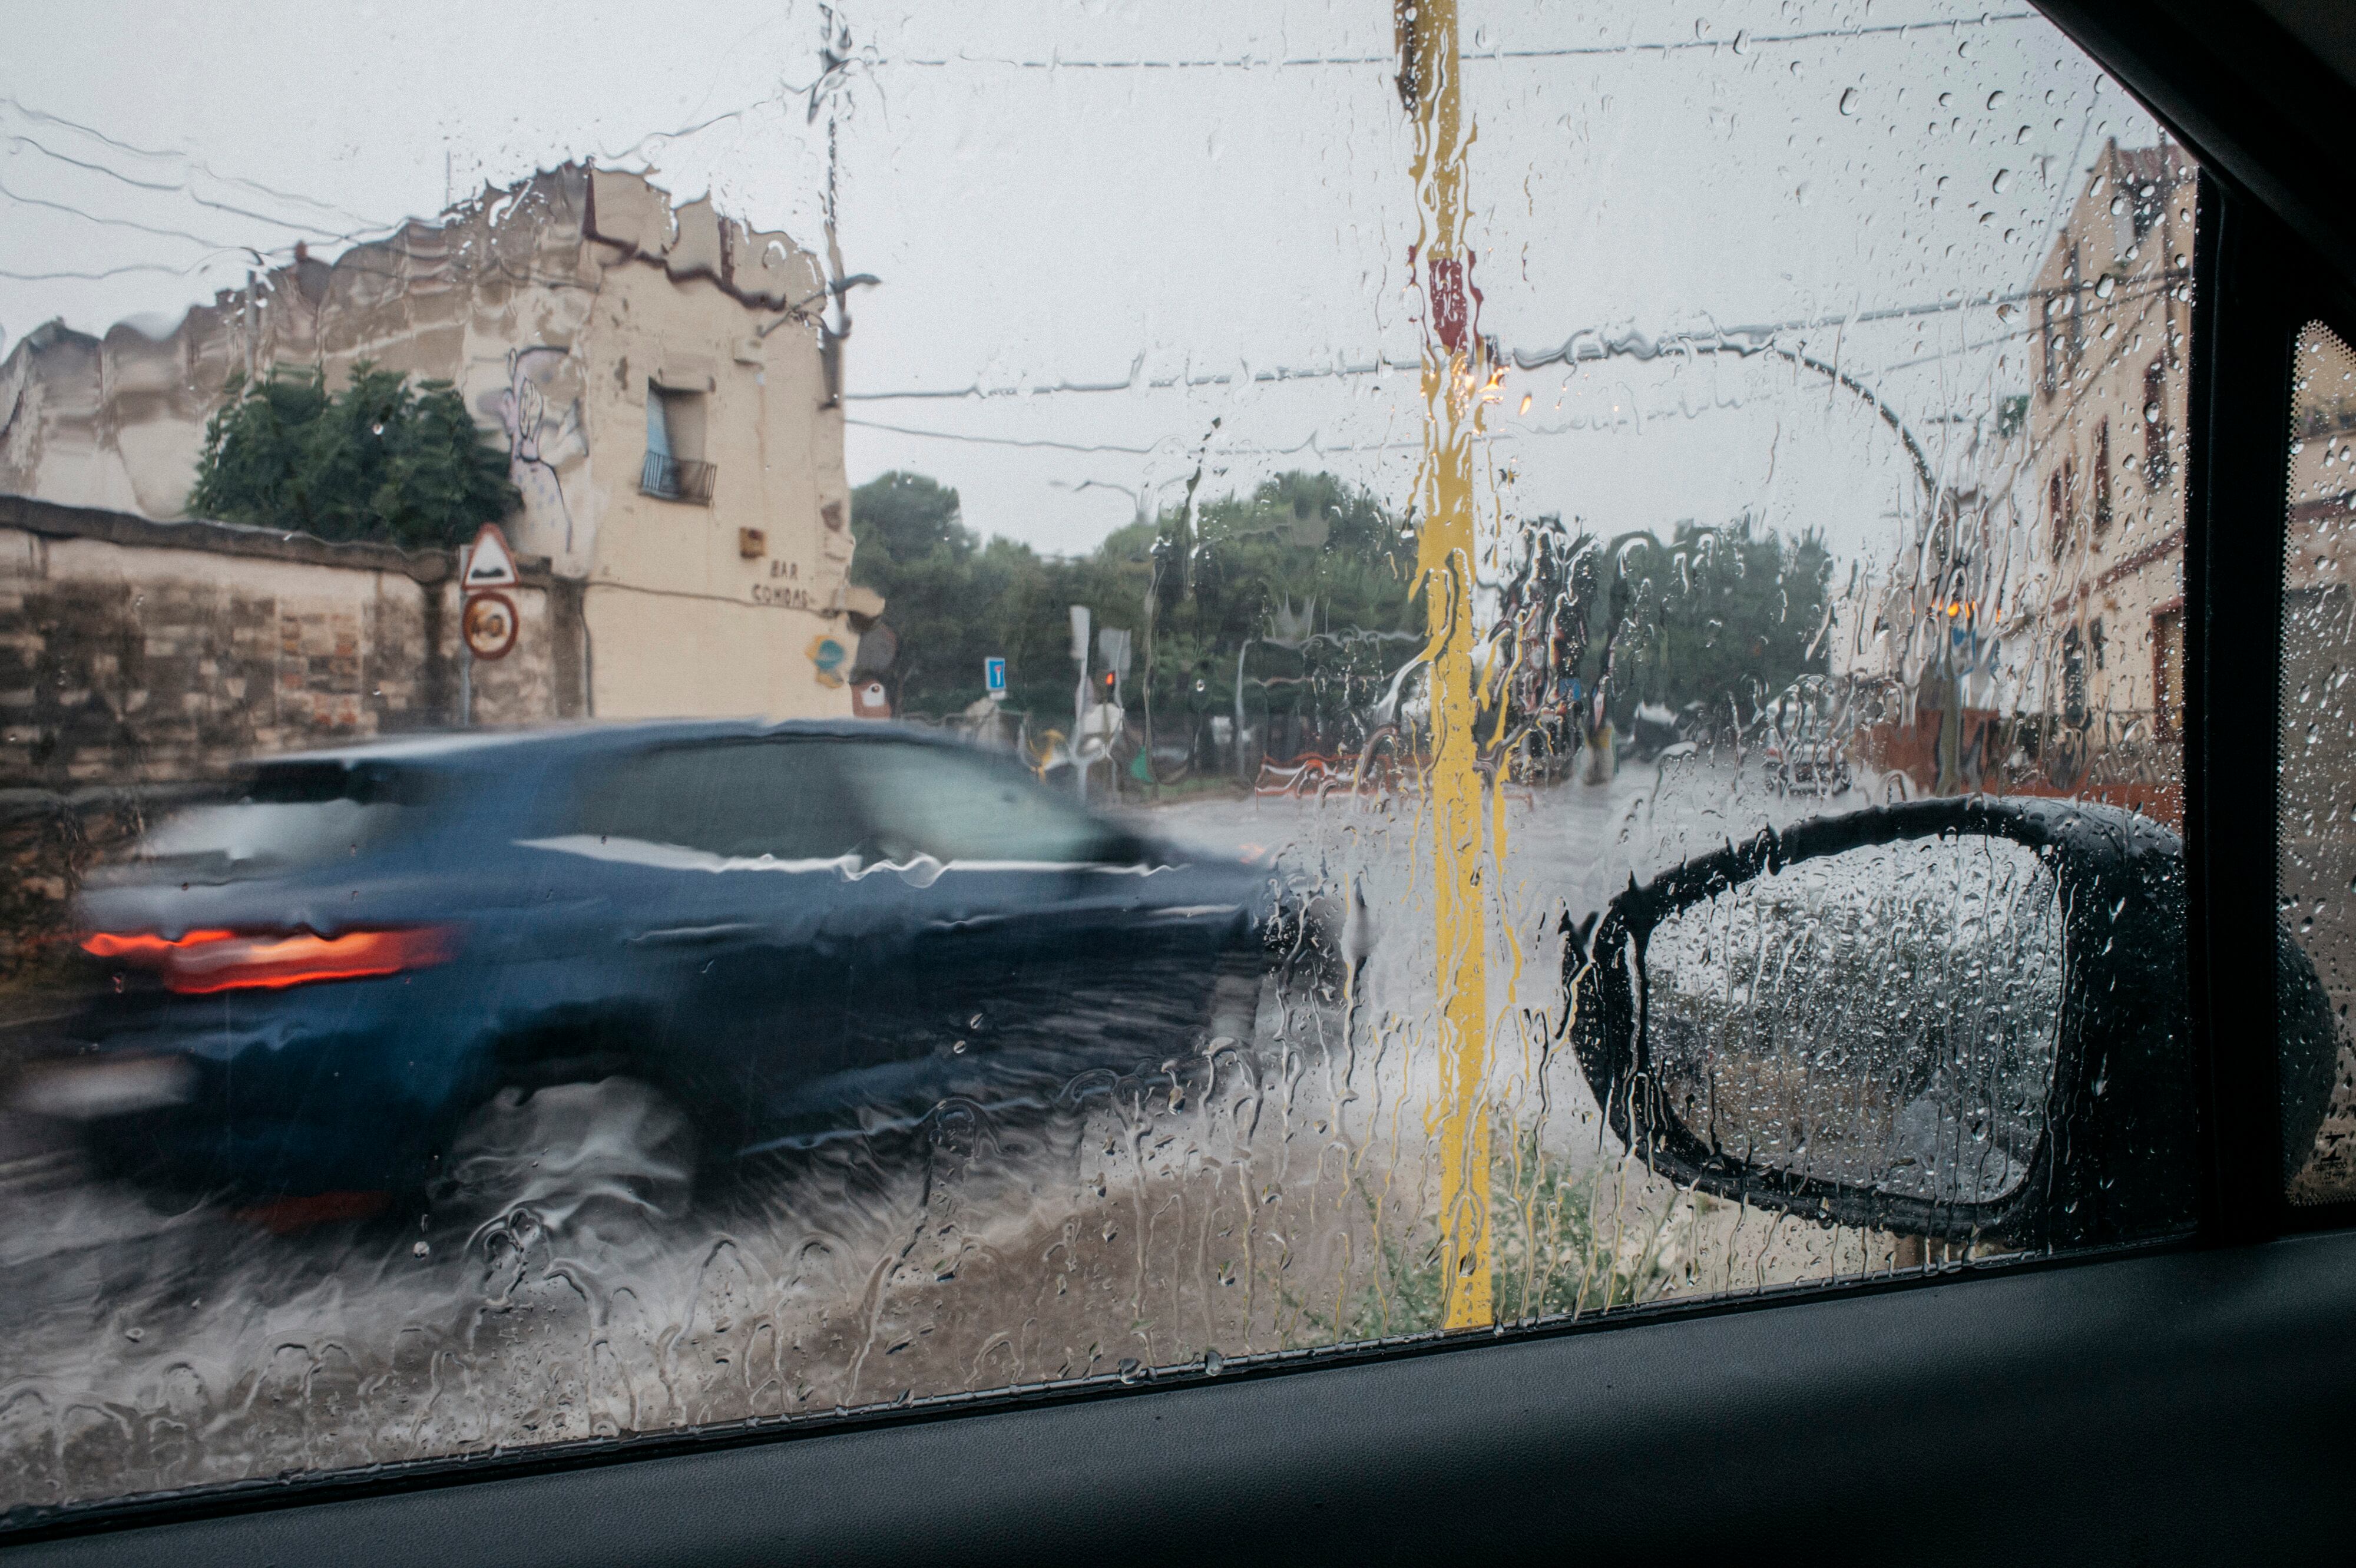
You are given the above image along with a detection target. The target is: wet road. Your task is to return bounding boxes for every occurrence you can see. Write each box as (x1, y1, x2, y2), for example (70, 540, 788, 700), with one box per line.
(0, 757, 1901, 1519)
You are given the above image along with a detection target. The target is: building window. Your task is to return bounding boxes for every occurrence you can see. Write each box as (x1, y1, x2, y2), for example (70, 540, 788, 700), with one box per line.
(2064, 240, 2086, 376)
(2143, 358, 2172, 488)
(2153, 604, 2185, 737)
(2050, 456, 2077, 562)
(642, 382, 717, 504)
(2094, 419, 2112, 533)
(2061, 623, 2088, 730)
(2041, 294, 2063, 397)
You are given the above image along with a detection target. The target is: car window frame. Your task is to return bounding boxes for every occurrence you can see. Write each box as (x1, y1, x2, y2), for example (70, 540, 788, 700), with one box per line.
(2040, 0, 2356, 1243)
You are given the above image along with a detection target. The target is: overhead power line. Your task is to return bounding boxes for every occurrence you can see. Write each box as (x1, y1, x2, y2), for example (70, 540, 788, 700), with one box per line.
(846, 415, 1434, 458)
(2, 134, 391, 243)
(0, 176, 237, 251)
(889, 12, 2039, 71)
(0, 262, 229, 283)
(0, 96, 385, 229)
(845, 282, 2067, 405)
(850, 273, 2188, 459)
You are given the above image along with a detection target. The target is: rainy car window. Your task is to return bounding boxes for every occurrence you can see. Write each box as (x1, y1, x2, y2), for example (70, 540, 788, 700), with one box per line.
(573, 740, 865, 861)
(836, 741, 1132, 863)
(2281, 323, 2356, 1204)
(0, 0, 2195, 1527)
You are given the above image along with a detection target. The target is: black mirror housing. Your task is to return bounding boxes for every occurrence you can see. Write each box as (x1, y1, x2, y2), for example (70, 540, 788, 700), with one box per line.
(1567, 798, 2196, 1251)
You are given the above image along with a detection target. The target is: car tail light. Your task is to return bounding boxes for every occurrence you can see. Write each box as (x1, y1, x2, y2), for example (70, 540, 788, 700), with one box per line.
(80, 927, 459, 994)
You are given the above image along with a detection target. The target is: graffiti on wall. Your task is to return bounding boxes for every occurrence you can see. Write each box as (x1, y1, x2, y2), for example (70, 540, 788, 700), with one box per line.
(493, 346, 592, 574)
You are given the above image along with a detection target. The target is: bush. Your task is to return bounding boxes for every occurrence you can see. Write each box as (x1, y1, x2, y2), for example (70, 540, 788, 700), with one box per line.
(188, 361, 518, 550)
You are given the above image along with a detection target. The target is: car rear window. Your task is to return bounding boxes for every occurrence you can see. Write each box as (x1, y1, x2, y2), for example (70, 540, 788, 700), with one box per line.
(97, 761, 439, 884)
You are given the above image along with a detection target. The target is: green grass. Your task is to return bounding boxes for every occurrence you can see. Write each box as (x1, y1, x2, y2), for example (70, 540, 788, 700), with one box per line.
(1302, 1122, 1679, 1342)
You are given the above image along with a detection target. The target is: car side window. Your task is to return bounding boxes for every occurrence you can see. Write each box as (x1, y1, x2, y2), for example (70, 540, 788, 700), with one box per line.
(836, 741, 1129, 864)
(575, 742, 863, 861)
(2282, 323, 2356, 1202)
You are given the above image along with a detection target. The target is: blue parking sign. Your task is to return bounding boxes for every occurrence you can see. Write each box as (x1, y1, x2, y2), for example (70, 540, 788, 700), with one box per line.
(985, 657, 1007, 697)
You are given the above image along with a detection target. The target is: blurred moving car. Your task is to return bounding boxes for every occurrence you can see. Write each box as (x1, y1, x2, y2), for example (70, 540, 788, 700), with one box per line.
(8, 723, 1295, 1208)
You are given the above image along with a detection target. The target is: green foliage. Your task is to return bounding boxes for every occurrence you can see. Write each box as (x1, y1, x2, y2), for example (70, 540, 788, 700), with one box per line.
(1303, 1124, 1678, 1344)
(1591, 517, 1835, 726)
(187, 362, 518, 550)
(1148, 472, 1420, 726)
(852, 469, 1419, 722)
(851, 466, 1826, 743)
(849, 472, 1057, 714)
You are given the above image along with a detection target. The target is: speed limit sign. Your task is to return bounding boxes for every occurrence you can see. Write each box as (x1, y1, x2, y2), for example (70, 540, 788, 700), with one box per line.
(462, 591, 519, 661)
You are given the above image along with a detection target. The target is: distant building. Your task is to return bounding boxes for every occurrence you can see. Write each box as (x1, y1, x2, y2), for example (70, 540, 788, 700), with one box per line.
(0, 165, 875, 720)
(1849, 138, 2193, 821)
(2015, 137, 2194, 755)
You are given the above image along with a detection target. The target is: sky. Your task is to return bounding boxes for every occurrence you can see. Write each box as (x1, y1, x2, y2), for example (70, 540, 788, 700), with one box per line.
(1, 0, 2159, 573)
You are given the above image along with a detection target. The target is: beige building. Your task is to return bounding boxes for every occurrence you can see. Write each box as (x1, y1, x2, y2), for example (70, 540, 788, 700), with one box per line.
(0, 164, 868, 720)
(1848, 139, 2194, 821)
(2013, 138, 2195, 760)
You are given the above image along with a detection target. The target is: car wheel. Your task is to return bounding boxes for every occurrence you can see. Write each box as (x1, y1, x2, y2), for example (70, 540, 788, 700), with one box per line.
(434, 1075, 700, 1244)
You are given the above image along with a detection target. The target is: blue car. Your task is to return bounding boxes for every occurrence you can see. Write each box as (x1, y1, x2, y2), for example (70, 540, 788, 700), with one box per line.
(12, 722, 1291, 1210)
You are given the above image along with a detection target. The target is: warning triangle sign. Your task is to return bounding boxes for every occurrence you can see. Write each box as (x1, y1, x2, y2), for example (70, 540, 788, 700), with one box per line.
(463, 523, 518, 590)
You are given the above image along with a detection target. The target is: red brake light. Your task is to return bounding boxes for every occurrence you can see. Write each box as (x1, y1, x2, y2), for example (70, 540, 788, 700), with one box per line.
(80, 929, 236, 959)
(80, 927, 458, 993)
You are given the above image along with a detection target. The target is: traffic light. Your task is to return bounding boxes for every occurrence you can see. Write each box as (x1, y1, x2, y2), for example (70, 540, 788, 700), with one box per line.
(1098, 668, 1119, 704)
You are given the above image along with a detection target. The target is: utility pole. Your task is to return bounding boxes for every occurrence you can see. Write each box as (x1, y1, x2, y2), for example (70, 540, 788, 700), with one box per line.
(809, 5, 860, 410)
(1070, 604, 1092, 800)
(1398, 0, 1493, 1332)
(242, 267, 257, 385)
(1233, 638, 1253, 785)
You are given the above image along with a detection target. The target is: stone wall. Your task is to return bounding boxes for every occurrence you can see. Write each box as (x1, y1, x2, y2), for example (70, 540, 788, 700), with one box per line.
(0, 492, 587, 974)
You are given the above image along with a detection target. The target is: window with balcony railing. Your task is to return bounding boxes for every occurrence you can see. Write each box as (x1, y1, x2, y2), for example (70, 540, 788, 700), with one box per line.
(640, 451, 718, 504)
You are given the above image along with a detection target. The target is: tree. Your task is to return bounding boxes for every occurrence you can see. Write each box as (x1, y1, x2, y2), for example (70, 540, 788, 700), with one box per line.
(850, 469, 1420, 730)
(853, 472, 1011, 712)
(1599, 517, 1834, 725)
(188, 362, 518, 550)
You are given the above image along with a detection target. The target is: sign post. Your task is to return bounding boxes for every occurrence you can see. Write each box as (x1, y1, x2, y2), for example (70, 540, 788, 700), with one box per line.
(462, 524, 519, 593)
(1067, 606, 1092, 800)
(458, 524, 522, 726)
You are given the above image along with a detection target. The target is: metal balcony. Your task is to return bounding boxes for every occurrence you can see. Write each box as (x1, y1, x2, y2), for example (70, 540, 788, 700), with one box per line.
(640, 452, 718, 505)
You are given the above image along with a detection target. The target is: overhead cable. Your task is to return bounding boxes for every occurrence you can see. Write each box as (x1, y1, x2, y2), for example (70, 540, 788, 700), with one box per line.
(888, 12, 2039, 71)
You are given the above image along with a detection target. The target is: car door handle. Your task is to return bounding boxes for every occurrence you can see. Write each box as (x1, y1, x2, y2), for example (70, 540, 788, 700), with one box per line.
(630, 922, 768, 947)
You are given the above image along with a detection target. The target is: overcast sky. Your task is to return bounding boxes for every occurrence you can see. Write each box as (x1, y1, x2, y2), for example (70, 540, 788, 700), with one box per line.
(2, 1, 2157, 572)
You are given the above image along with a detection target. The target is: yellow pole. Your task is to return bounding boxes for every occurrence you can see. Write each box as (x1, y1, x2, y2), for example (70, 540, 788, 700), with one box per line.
(1396, 0, 1491, 1331)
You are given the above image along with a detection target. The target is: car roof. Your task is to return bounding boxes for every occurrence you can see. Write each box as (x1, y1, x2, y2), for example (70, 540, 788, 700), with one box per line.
(252, 719, 967, 770)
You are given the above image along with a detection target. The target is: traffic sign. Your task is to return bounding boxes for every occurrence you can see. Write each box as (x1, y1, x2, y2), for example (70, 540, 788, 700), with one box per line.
(462, 522, 519, 590)
(462, 591, 519, 660)
(806, 634, 850, 688)
(985, 657, 1007, 698)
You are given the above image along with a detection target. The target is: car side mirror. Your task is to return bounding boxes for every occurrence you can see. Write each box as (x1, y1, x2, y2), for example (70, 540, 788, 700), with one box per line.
(1566, 799, 2199, 1251)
